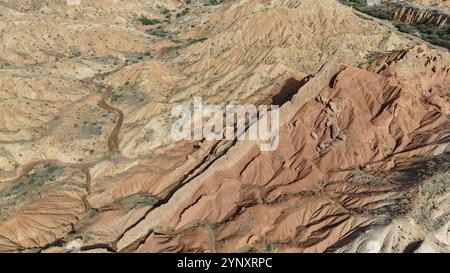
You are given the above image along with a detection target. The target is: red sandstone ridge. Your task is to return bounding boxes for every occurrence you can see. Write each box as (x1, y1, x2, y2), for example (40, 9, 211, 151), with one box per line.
(116, 46, 450, 253)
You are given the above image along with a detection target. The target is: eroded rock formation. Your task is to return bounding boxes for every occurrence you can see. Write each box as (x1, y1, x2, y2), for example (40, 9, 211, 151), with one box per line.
(0, 0, 448, 253)
(391, 3, 449, 26)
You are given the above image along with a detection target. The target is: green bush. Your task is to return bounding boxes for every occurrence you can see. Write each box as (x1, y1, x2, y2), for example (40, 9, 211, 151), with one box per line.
(1, 164, 64, 197)
(395, 22, 450, 50)
(339, 0, 450, 50)
(138, 15, 161, 26)
(146, 28, 169, 37)
(111, 93, 123, 102)
(159, 7, 171, 15)
(176, 8, 190, 18)
(394, 22, 417, 34)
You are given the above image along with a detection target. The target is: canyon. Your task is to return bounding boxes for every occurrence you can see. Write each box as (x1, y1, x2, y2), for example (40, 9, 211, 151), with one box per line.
(0, 0, 448, 253)
(341, 0, 450, 49)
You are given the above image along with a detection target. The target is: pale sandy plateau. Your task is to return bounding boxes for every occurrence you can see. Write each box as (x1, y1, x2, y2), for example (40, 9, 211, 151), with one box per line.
(0, 0, 449, 253)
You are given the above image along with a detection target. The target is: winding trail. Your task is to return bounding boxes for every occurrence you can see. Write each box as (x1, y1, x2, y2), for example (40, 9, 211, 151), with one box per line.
(81, 167, 92, 211)
(97, 85, 124, 155)
(0, 83, 124, 214)
(0, 82, 127, 252)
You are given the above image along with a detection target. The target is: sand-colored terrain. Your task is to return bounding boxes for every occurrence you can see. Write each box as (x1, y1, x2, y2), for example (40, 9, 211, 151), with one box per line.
(0, 0, 449, 253)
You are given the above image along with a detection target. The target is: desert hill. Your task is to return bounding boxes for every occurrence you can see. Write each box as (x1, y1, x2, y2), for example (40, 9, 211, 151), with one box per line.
(0, 0, 448, 253)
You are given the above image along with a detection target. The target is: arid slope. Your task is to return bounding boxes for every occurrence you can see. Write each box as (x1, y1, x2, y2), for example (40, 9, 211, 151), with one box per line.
(0, 0, 448, 253)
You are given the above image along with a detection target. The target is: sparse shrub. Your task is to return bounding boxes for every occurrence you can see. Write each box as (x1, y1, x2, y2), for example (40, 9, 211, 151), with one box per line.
(1, 164, 64, 197)
(176, 8, 190, 18)
(340, 0, 450, 50)
(138, 15, 161, 26)
(394, 22, 418, 34)
(81, 122, 102, 135)
(111, 93, 123, 102)
(72, 49, 82, 57)
(120, 194, 157, 209)
(146, 28, 169, 37)
(132, 195, 157, 208)
(159, 6, 171, 15)
(395, 22, 450, 50)
(205, 0, 220, 6)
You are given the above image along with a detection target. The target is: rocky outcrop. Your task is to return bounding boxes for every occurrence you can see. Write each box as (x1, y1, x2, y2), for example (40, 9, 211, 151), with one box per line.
(390, 4, 449, 27)
(117, 46, 450, 253)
